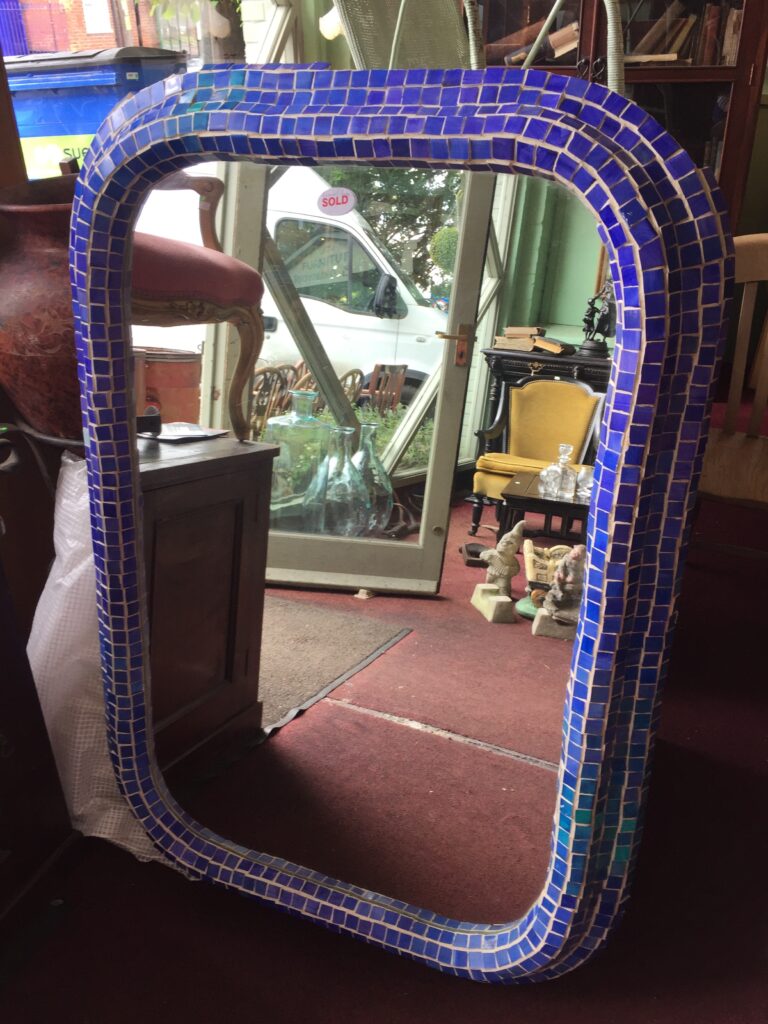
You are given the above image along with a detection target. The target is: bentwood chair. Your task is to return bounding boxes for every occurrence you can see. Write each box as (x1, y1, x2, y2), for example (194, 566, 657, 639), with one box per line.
(271, 363, 302, 410)
(358, 364, 408, 413)
(339, 368, 364, 404)
(250, 366, 288, 438)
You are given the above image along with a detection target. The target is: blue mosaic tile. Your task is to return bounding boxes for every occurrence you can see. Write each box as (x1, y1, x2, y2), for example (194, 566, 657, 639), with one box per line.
(70, 65, 731, 984)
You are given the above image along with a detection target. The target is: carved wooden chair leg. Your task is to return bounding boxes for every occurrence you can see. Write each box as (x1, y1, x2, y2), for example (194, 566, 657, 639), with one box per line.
(228, 307, 264, 441)
(130, 230, 266, 442)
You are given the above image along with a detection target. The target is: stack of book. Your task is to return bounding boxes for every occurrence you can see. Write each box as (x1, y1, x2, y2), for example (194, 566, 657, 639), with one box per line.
(626, 1, 743, 66)
(493, 327, 545, 352)
(493, 327, 575, 356)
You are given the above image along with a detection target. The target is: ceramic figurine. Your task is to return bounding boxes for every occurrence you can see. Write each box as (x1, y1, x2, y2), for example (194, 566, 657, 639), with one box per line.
(532, 544, 587, 640)
(544, 544, 587, 624)
(479, 519, 528, 598)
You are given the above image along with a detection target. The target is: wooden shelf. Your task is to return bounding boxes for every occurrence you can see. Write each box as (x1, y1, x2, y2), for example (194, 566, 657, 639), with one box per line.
(482, 2, 768, 228)
(624, 64, 738, 83)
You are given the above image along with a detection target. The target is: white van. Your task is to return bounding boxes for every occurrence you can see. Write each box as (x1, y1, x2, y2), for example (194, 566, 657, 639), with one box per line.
(262, 166, 447, 397)
(135, 165, 448, 398)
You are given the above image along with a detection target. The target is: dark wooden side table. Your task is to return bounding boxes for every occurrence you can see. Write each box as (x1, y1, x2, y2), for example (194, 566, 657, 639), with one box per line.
(138, 436, 278, 768)
(500, 471, 590, 544)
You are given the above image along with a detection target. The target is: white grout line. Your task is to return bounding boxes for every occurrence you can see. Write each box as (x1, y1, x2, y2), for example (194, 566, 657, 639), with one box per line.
(326, 699, 560, 772)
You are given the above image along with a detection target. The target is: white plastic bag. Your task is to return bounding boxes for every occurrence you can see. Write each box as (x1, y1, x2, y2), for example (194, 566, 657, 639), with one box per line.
(27, 453, 162, 863)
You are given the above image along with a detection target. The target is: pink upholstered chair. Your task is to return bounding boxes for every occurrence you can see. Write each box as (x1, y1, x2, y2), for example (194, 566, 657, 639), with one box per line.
(131, 173, 265, 440)
(0, 171, 264, 444)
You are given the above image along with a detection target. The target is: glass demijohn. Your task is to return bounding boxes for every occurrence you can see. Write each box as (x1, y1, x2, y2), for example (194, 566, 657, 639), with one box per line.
(351, 422, 394, 533)
(303, 425, 370, 537)
(263, 390, 330, 530)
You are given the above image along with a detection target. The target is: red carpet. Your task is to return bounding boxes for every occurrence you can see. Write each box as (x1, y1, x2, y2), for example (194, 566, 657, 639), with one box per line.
(271, 500, 571, 764)
(1, 498, 766, 1023)
(184, 699, 556, 923)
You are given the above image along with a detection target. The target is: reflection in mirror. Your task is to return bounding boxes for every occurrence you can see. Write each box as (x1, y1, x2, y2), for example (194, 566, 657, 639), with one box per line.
(125, 167, 596, 907)
(124, 158, 628, 926)
(255, 164, 459, 542)
(495, 176, 611, 350)
(69, 64, 730, 983)
(133, 163, 460, 546)
(469, 176, 609, 563)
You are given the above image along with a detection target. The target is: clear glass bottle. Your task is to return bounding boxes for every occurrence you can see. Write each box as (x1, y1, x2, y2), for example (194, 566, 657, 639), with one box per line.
(576, 465, 594, 502)
(263, 390, 330, 529)
(302, 453, 328, 534)
(538, 443, 577, 500)
(351, 422, 394, 534)
(304, 426, 370, 537)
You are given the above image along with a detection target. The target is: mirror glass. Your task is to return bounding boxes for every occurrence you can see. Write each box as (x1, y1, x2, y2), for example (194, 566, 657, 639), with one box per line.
(126, 168, 609, 922)
(134, 163, 465, 545)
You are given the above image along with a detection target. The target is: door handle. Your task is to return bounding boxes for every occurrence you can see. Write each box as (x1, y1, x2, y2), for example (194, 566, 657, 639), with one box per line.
(415, 336, 428, 343)
(436, 324, 475, 367)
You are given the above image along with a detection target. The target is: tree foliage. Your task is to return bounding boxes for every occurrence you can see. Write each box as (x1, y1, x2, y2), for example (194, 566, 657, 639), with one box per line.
(429, 225, 459, 275)
(316, 166, 461, 294)
(149, 0, 205, 21)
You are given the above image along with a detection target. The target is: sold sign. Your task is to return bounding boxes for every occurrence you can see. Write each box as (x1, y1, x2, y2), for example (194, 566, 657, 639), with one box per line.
(317, 186, 357, 215)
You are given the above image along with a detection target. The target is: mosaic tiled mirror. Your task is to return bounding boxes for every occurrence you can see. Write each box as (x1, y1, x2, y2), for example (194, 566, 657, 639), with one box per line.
(71, 64, 732, 983)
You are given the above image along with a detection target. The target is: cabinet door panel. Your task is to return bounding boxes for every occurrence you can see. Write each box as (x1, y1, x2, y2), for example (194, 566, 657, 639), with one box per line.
(626, 80, 731, 178)
(0, 561, 72, 919)
(620, 1, 744, 68)
(149, 498, 241, 722)
(140, 446, 273, 768)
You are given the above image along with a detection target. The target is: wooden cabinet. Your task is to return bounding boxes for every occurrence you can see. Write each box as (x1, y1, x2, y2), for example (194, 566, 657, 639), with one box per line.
(0, 428, 277, 779)
(482, 345, 612, 396)
(480, 1, 768, 227)
(138, 437, 277, 768)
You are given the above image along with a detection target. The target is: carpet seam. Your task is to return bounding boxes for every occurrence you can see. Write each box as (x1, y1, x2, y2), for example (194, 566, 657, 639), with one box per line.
(326, 699, 560, 772)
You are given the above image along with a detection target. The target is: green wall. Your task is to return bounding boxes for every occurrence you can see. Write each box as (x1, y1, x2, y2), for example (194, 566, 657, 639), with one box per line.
(541, 186, 603, 327)
(497, 177, 603, 344)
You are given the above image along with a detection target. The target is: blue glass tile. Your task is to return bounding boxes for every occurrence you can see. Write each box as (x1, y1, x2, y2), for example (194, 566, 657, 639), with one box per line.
(68, 62, 732, 985)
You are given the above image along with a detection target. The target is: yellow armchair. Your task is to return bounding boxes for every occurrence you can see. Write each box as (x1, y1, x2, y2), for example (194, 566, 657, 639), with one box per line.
(469, 376, 602, 535)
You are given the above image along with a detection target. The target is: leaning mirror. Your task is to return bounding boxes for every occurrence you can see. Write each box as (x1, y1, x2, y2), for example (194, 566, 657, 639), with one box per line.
(70, 64, 731, 983)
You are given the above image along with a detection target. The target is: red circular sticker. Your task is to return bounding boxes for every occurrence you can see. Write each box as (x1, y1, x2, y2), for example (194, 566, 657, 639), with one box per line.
(317, 186, 358, 215)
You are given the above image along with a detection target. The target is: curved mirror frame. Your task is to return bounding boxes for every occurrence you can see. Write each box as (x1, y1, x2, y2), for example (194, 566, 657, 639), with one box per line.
(70, 64, 732, 983)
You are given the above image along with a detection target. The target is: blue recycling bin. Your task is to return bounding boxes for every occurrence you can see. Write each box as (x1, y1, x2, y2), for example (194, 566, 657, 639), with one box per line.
(5, 47, 186, 179)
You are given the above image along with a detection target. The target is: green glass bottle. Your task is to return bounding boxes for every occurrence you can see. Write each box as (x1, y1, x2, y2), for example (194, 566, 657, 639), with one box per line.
(263, 390, 329, 530)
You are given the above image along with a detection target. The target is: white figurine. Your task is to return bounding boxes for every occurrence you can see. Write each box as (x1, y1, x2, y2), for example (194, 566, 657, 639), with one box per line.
(543, 544, 587, 625)
(532, 543, 588, 640)
(478, 520, 527, 599)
